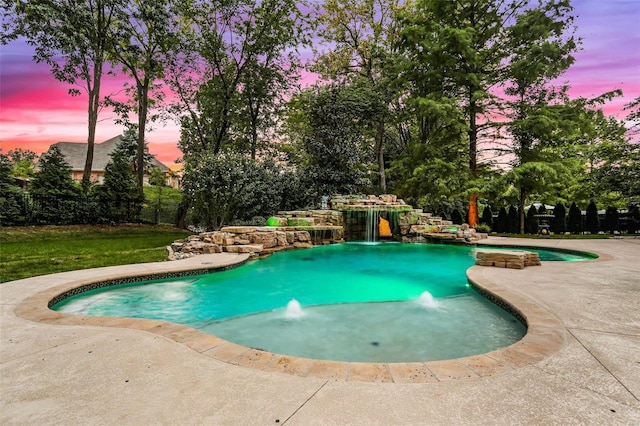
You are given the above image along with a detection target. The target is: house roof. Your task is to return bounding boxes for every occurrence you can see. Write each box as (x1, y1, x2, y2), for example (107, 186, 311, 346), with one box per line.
(48, 136, 169, 173)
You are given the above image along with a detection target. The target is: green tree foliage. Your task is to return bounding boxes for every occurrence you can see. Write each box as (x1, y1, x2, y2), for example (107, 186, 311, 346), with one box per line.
(93, 148, 143, 223)
(6, 148, 37, 178)
(30, 146, 82, 224)
(585, 200, 599, 234)
(109, 0, 173, 187)
(0, 154, 26, 225)
(3, 0, 120, 191)
(313, 0, 404, 191)
(170, 0, 307, 160)
(552, 202, 566, 233)
(284, 84, 383, 200)
(181, 153, 285, 230)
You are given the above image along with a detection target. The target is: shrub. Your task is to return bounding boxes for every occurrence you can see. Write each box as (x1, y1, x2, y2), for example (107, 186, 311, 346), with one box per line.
(0, 154, 27, 226)
(450, 209, 463, 225)
(474, 223, 490, 233)
(552, 202, 566, 233)
(525, 205, 538, 234)
(567, 202, 582, 234)
(585, 200, 599, 234)
(182, 153, 284, 230)
(508, 206, 519, 233)
(495, 207, 508, 233)
(627, 206, 640, 234)
(480, 206, 493, 229)
(604, 206, 619, 233)
(30, 146, 82, 224)
(93, 149, 143, 224)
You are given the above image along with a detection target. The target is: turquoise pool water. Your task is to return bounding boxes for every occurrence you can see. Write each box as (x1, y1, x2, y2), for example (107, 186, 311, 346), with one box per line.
(53, 243, 590, 362)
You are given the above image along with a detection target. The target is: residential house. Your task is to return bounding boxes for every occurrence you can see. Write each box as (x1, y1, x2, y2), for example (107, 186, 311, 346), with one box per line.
(43, 136, 173, 186)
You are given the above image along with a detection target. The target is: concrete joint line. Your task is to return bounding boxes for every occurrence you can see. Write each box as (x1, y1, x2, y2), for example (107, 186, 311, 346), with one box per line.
(566, 328, 639, 403)
(281, 380, 329, 424)
(0, 332, 98, 365)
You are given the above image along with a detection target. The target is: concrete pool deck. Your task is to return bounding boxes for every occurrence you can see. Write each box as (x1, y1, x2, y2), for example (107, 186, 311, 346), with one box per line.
(1, 237, 639, 424)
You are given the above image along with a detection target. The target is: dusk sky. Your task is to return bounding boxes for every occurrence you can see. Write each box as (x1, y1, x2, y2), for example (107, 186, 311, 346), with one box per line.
(1, 0, 639, 166)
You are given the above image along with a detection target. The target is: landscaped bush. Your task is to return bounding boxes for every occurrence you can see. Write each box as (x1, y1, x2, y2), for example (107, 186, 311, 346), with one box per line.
(495, 207, 508, 233)
(507, 206, 519, 233)
(0, 154, 27, 226)
(450, 209, 463, 225)
(480, 206, 493, 229)
(585, 200, 599, 234)
(568, 202, 582, 234)
(29, 146, 84, 225)
(604, 206, 619, 233)
(182, 153, 284, 230)
(525, 205, 538, 234)
(552, 202, 566, 233)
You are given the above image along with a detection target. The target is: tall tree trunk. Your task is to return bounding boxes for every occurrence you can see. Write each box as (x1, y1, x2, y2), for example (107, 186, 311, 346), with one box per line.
(82, 64, 103, 192)
(519, 186, 526, 235)
(376, 120, 386, 193)
(468, 96, 478, 226)
(136, 80, 149, 188)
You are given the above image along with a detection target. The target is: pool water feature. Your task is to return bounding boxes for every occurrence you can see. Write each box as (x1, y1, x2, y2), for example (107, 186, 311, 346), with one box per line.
(52, 243, 590, 362)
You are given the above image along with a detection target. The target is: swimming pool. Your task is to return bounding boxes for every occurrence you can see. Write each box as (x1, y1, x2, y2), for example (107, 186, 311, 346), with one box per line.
(52, 243, 591, 362)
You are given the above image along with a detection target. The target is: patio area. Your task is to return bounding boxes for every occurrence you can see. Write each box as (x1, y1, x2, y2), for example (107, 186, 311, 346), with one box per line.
(1, 237, 639, 425)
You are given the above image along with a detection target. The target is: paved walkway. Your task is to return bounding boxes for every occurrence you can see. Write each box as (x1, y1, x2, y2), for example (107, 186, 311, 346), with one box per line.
(1, 238, 639, 425)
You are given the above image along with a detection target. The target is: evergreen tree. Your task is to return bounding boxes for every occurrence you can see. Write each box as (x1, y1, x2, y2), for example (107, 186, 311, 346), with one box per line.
(552, 203, 566, 233)
(480, 206, 493, 229)
(508, 206, 519, 234)
(495, 207, 508, 233)
(451, 209, 463, 225)
(94, 148, 142, 223)
(585, 200, 599, 234)
(0, 154, 26, 225)
(567, 202, 582, 234)
(604, 206, 619, 234)
(627, 206, 639, 234)
(30, 145, 82, 224)
(537, 204, 547, 215)
(525, 205, 538, 234)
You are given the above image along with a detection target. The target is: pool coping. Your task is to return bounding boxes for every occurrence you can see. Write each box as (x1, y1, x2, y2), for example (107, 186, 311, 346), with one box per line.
(12, 243, 607, 384)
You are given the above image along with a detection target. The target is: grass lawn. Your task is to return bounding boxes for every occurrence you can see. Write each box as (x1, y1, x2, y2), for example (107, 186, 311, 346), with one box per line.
(0, 224, 192, 283)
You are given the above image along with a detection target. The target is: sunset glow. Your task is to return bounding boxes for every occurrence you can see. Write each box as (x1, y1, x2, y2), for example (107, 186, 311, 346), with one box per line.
(1, 1, 639, 166)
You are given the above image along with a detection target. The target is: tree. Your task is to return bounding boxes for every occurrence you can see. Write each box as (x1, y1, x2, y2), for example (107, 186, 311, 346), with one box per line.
(169, 0, 307, 159)
(495, 207, 508, 233)
(6, 148, 37, 178)
(450, 209, 463, 225)
(109, 0, 173, 188)
(552, 202, 566, 234)
(508, 206, 519, 234)
(93, 147, 142, 223)
(604, 206, 619, 234)
(0, 154, 26, 225)
(30, 145, 82, 224)
(181, 152, 283, 230)
(4, 0, 120, 191)
(525, 205, 538, 234)
(585, 200, 599, 234)
(480, 206, 493, 229)
(567, 202, 582, 234)
(313, 0, 404, 192)
(283, 84, 382, 200)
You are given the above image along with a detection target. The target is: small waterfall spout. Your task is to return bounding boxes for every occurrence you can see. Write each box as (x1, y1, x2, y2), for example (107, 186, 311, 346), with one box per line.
(283, 299, 305, 319)
(366, 209, 380, 242)
(417, 291, 439, 309)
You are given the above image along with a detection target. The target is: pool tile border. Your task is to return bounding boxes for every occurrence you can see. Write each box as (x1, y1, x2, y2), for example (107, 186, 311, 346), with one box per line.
(14, 254, 572, 384)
